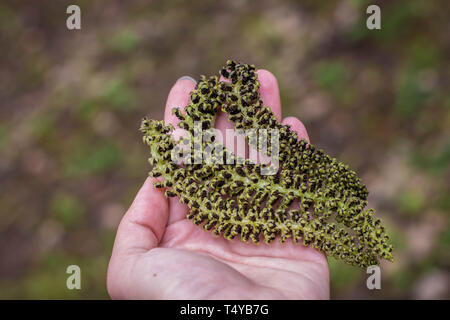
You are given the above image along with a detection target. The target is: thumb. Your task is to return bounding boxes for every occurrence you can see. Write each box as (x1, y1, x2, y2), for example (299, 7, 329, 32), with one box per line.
(107, 177, 169, 298)
(110, 177, 169, 258)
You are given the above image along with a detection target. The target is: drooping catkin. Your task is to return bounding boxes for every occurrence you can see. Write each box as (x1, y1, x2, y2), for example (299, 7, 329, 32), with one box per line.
(140, 60, 393, 268)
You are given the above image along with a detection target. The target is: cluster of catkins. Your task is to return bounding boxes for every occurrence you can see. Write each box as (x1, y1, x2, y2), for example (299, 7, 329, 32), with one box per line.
(140, 60, 393, 268)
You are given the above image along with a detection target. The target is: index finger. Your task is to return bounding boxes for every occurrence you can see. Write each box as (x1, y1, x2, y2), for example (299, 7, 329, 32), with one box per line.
(256, 69, 282, 121)
(164, 77, 197, 127)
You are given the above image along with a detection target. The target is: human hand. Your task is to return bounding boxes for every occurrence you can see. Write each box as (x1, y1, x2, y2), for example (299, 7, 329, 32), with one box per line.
(107, 70, 330, 299)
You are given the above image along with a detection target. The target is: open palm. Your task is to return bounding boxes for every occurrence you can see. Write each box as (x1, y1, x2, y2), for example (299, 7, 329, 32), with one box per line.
(107, 70, 330, 299)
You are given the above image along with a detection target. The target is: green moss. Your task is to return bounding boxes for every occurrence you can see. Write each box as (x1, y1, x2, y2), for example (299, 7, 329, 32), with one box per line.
(77, 98, 101, 121)
(436, 194, 450, 212)
(76, 79, 137, 120)
(395, 68, 430, 117)
(313, 61, 353, 106)
(387, 224, 407, 252)
(22, 252, 80, 299)
(313, 61, 347, 91)
(101, 79, 137, 111)
(0, 125, 7, 149)
(391, 268, 414, 291)
(30, 111, 57, 141)
(50, 192, 86, 228)
(408, 41, 439, 70)
(397, 188, 425, 216)
(63, 141, 121, 177)
(328, 257, 360, 290)
(18, 252, 109, 299)
(107, 29, 141, 54)
(438, 228, 450, 251)
(412, 141, 450, 176)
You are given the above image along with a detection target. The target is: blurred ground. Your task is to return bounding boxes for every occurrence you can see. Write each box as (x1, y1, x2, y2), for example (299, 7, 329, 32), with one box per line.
(0, 0, 449, 299)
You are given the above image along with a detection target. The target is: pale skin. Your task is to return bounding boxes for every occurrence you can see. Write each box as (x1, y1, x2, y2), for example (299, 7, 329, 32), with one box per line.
(107, 70, 330, 299)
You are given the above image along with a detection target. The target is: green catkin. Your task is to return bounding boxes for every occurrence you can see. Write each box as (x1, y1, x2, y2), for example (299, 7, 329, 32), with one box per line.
(140, 60, 394, 268)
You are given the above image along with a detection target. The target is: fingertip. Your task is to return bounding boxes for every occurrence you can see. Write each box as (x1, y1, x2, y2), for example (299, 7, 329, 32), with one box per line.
(256, 69, 282, 121)
(282, 116, 310, 143)
(164, 77, 196, 127)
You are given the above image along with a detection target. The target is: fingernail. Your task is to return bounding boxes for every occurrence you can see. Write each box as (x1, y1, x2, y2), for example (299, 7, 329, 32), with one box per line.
(177, 76, 197, 84)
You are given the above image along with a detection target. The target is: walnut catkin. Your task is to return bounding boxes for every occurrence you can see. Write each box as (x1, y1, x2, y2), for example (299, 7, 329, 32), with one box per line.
(140, 60, 393, 268)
